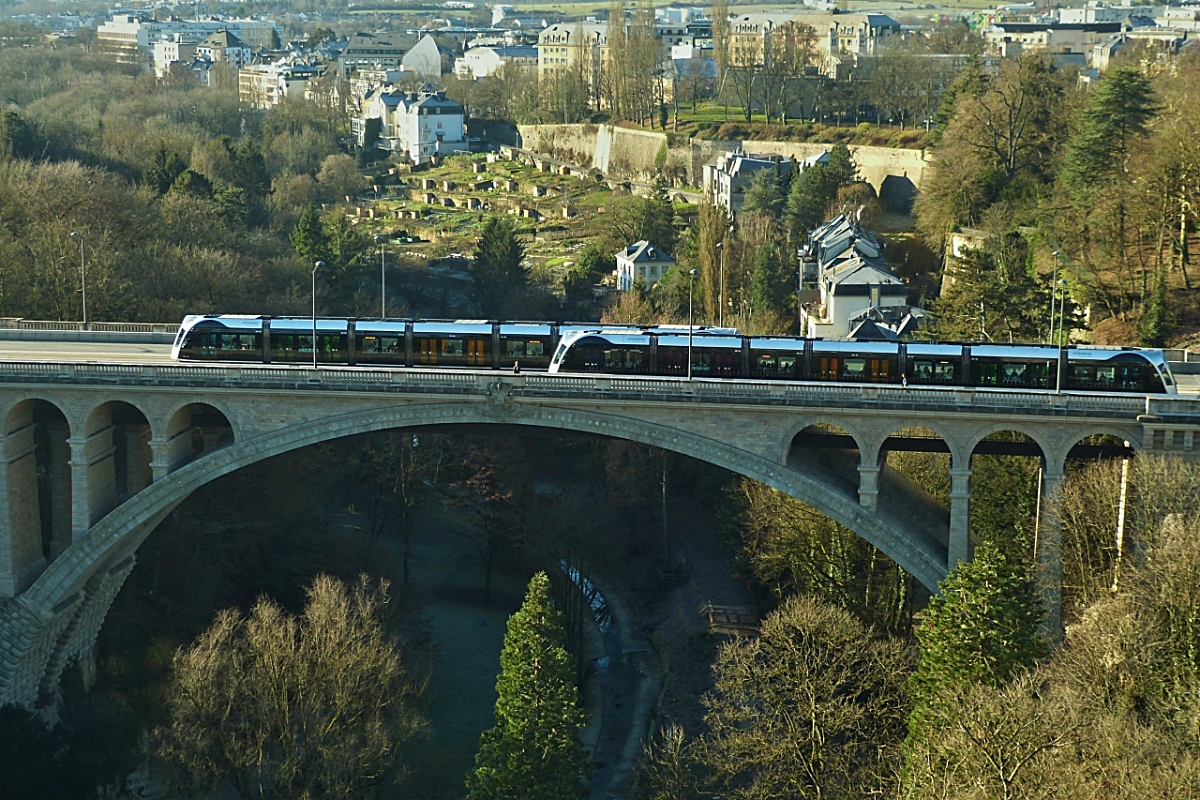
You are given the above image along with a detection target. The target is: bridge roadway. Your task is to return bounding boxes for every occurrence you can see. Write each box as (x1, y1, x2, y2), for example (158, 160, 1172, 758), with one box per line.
(1, 340, 1200, 711)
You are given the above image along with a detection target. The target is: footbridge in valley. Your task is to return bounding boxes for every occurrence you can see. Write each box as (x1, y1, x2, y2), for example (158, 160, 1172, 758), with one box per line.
(1, 332, 1199, 711)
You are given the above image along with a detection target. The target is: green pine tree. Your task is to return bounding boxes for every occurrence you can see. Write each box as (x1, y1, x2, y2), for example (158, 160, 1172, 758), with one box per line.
(926, 237, 1047, 343)
(168, 169, 213, 199)
(290, 204, 329, 265)
(929, 56, 987, 143)
(471, 216, 526, 317)
(144, 143, 188, 195)
(749, 243, 792, 318)
(908, 540, 1047, 738)
(825, 142, 856, 187)
(742, 169, 784, 219)
(466, 572, 587, 800)
(1140, 266, 1173, 347)
(1062, 67, 1157, 193)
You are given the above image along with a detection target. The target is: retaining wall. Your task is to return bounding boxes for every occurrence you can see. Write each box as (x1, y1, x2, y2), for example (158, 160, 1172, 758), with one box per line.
(517, 124, 929, 195)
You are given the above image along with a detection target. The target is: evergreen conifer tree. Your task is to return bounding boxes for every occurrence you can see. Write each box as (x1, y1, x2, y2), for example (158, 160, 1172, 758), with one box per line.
(1062, 67, 1157, 192)
(749, 243, 792, 318)
(742, 170, 784, 219)
(1140, 266, 1173, 347)
(290, 204, 330, 265)
(471, 216, 526, 317)
(466, 572, 587, 800)
(908, 541, 1047, 741)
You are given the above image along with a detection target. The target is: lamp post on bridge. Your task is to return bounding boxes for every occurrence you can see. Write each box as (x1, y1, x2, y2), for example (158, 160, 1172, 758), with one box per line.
(375, 234, 387, 319)
(312, 260, 324, 369)
(69, 231, 86, 330)
(688, 268, 698, 381)
(1058, 278, 1068, 346)
(716, 241, 724, 328)
(1049, 250, 1061, 343)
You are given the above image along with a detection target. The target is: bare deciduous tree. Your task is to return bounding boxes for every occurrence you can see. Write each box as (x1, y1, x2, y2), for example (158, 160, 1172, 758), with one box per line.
(701, 595, 913, 799)
(157, 574, 425, 800)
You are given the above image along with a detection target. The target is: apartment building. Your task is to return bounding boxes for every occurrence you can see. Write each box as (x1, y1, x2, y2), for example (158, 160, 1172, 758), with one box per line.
(537, 22, 607, 79)
(239, 62, 320, 108)
(727, 12, 900, 76)
(339, 32, 408, 77)
(96, 14, 282, 67)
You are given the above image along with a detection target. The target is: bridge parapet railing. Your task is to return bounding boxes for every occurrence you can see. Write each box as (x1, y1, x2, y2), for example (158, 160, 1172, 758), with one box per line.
(2, 360, 1199, 420)
(0, 319, 176, 334)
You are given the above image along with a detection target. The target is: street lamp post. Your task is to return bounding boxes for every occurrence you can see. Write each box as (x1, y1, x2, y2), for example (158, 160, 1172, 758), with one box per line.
(375, 234, 387, 318)
(69, 231, 86, 329)
(688, 268, 698, 381)
(1049, 250, 1061, 343)
(1058, 278, 1068, 346)
(312, 260, 324, 369)
(716, 242, 724, 328)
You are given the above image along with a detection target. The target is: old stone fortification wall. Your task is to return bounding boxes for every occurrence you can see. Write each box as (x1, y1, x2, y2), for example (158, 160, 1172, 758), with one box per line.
(517, 124, 929, 193)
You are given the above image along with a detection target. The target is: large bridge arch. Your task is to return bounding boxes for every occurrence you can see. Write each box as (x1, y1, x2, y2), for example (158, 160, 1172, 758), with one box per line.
(28, 401, 948, 611)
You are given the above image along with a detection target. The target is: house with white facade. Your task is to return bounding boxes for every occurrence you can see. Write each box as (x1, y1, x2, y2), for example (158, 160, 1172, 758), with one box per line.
(799, 214, 909, 338)
(703, 150, 796, 212)
(615, 241, 674, 291)
(402, 34, 444, 80)
(153, 33, 199, 77)
(356, 91, 467, 164)
(196, 29, 252, 68)
(454, 44, 538, 78)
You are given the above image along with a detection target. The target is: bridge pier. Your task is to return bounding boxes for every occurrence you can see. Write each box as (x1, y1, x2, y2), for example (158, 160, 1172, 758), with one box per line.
(46, 426, 71, 562)
(0, 411, 44, 598)
(858, 462, 880, 512)
(948, 467, 972, 569)
(1037, 469, 1066, 641)
(149, 438, 171, 482)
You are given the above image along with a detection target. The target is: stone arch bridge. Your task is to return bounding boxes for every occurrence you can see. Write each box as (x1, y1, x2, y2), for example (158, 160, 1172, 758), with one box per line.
(1, 358, 1198, 710)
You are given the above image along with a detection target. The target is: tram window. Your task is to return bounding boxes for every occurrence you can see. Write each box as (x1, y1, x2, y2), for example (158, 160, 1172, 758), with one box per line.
(836, 356, 893, 383)
(356, 334, 403, 364)
(563, 345, 603, 371)
(1067, 362, 1161, 393)
(816, 356, 840, 381)
(658, 348, 687, 376)
(415, 336, 489, 367)
(751, 352, 798, 379)
(505, 338, 550, 367)
(704, 349, 740, 377)
(271, 333, 313, 362)
(911, 359, 957, 385)
(974, 359, 1052, 389)
(691, 350, 733, 377)
(603, 347, 645, 373)
(506, 339, 546, 357)
(183, 331, 261, 360)
(358, 335, 400, 354)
